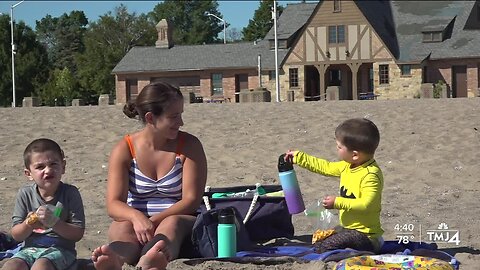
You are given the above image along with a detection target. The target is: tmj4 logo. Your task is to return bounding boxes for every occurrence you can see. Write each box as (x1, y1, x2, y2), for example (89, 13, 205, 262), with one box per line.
(426, 223, 460, 245)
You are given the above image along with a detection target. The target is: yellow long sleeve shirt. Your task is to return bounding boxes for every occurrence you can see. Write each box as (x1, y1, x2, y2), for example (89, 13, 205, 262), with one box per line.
(294, 151, 384, 239)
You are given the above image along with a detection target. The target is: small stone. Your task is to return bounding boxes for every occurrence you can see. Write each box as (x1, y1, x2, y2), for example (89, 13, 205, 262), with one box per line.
(0, 177, 6, 181)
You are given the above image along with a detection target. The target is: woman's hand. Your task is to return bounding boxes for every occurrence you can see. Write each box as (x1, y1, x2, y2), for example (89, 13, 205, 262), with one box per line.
(132, 212, 155, 245)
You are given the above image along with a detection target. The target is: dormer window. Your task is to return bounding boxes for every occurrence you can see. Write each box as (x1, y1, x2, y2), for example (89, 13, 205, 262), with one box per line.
(422, 31, 443, 42)
(269, 39, 288, 49)
(334, 0, 341, 12)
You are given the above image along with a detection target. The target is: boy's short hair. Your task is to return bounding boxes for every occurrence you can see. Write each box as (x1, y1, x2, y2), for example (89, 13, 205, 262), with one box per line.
(335, 118, 380, 155)
(23, 138, 65, 168)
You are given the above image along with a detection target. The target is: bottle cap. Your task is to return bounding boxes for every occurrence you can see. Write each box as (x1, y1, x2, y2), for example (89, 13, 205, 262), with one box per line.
(278, 154, 293, 172)
(218, 207, 235, 224)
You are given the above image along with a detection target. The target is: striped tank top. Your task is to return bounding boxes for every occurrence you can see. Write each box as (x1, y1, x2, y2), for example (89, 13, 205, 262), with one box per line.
(124, 134, 184, 217)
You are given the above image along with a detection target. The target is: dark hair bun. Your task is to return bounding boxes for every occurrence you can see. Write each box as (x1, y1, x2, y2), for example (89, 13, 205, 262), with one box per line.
(123, 101, 139, 118)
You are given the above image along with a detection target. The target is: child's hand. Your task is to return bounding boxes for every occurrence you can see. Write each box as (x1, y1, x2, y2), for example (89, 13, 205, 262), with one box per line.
(322, 196, 336, 209)
(36, 206, 60, 228)
(284, 150, 298, 164)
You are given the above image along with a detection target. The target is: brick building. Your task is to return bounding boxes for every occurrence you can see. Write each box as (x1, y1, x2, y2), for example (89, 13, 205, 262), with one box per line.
(113, 0, 480, 103)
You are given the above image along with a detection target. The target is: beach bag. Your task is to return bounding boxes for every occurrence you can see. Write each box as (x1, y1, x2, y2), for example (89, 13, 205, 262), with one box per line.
(0, 232, 18, 252)
(191, 206, 253, 258)
(199, 185, 294, 242)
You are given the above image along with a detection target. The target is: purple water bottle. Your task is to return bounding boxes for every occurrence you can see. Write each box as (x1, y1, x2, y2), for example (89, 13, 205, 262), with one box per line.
(278, 154, 305, 214)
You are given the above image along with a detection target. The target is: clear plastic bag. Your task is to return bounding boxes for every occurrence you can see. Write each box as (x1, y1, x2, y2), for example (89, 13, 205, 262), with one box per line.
(304, 200, 338, 231)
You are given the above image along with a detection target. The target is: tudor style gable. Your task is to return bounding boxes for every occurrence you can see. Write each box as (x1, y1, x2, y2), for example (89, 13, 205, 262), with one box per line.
(285, 0, 395, 65)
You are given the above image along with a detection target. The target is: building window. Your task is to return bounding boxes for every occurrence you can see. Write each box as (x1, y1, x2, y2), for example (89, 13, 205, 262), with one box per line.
(423, 31, 442, 42)
(289, 68, 298, 87)
(126, 79, 138, 101)
(328, 25, 345, 44)
(211, 73, 223, 96)
(400, 64, 411, 76)
(379, 65, 389, 84)
(269, 40, 288, 49)
(269, 70, 276, 81)
(333, 0, 341, 12)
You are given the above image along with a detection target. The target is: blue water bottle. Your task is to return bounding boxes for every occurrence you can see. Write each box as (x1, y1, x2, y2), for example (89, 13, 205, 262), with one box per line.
(217, 208, 237, 258)
(278, 154, 305, 214)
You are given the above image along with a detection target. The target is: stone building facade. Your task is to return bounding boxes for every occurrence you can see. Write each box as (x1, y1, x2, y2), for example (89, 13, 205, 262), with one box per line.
(113, 1, 480, 104)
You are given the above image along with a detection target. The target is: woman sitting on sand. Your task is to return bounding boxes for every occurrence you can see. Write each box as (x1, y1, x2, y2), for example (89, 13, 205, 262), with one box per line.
(91, 82, 207, 270)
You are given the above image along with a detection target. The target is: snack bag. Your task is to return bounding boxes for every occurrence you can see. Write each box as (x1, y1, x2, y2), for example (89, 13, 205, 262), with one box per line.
(304, 200, 338, 244)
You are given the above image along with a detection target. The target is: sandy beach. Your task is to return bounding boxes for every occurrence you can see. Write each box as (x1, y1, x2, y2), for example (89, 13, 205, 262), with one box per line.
(1, 98, 479, 269)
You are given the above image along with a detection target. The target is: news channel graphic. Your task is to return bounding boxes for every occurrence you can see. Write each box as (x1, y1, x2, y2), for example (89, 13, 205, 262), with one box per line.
(393, 222, 460, 245)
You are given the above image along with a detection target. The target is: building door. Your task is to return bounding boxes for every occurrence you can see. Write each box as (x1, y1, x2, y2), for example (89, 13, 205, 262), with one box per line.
(305, 66, 320, 101)
(452, 66, 467, 98)
(329, 69, 341, 86)
(235, 74, 248, 103)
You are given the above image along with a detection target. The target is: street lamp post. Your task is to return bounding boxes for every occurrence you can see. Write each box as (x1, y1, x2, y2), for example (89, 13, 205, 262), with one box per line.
(272, 0, 280, 102)
(206, 12, 226, 44)
(10, 0, 24, 108)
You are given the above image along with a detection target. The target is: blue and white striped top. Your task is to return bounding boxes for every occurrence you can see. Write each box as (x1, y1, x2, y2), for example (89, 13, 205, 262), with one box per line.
(124, 134, 183, 217)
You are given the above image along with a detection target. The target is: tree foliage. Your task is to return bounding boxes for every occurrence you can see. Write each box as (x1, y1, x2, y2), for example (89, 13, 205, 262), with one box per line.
(35, 11, 88, 73)
(227, 27, 243, 42)
(0, 15, 49, 107)
(36, 67, 79, 106)
(75, 4, 156, 103)
(242, 0, 284, 41)
(149, 0, 224, 45)
(0, 2, 277, 106)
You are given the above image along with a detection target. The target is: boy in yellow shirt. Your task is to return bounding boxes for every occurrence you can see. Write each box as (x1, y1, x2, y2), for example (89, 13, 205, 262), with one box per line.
(285, 118, 384, 253)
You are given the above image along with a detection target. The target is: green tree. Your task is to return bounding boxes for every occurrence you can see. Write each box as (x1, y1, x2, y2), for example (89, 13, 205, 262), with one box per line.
(75, 5, 156, 103)
(0, 15, 49, 107)
(35, 11, 88, 73)
(149, 0, 224, 45)
(36, 67, 79, 106)
(242, 0, 284, 41)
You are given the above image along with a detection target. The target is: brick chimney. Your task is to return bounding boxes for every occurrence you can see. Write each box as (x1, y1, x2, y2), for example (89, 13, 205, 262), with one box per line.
(155, 19, 173, 49)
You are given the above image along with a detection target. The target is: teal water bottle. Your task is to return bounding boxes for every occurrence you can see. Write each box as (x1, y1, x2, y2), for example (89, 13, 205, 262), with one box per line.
(217, 208, 237, 258)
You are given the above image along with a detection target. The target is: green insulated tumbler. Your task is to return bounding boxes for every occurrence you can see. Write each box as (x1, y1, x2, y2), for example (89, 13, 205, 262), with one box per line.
(217, 208, 237, 258)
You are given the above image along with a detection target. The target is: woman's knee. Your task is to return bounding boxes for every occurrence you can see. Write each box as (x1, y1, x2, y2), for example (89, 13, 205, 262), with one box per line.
(108, 220, 137, 241)
(156, 215, 195, 234)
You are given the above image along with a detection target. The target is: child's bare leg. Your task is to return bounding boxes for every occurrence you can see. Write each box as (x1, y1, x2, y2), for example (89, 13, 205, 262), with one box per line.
(92, 220, 141, 270)
(1, 258, 28, 270)
(31, 258, 56, 270)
